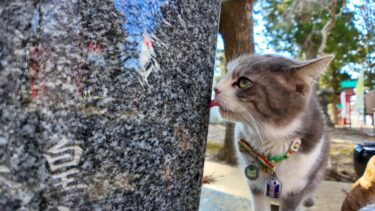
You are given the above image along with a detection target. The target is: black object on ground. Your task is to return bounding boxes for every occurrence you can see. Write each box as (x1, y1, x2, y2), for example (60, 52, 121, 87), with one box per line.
(353, 142, 375, 177)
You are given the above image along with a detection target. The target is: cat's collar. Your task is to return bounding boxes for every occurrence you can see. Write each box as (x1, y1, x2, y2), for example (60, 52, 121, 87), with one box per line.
(239, 138, 301, 174)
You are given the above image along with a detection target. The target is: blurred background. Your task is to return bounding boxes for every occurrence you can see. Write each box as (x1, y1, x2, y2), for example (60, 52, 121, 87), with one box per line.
(201, 0, 374, 210)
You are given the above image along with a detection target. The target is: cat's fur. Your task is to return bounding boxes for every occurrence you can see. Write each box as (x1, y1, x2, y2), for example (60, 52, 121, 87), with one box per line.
(214, 54, 334, 211)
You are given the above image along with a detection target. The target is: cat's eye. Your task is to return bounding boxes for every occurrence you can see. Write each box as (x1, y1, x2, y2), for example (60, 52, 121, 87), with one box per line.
(237, 77, 253, 89)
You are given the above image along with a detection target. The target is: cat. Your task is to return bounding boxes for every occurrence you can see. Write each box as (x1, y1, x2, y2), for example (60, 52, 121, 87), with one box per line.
(213, 54, 334, 211)
(341, 155, 375, 211)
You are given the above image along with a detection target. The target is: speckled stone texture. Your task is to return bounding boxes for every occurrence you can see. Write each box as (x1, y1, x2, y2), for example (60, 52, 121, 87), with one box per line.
(0, 0, 220, 210)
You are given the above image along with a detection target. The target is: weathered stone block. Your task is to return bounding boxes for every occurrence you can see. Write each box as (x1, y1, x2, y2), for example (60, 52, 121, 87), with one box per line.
(0, 0, 220, 210)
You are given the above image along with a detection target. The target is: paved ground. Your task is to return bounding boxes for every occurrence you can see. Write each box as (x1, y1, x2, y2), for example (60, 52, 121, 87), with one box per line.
(201, 161, 353, 211)
(206, 124, 375, 183)
(200, 187, 252, 211)
(339, 124, 375, 137)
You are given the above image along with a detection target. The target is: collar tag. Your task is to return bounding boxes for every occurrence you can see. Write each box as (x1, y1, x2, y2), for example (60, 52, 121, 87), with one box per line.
(245, 162, 259, 180)
(266, 177, 282, 199)
(290, 139, 301, 152)
(239, 138, 301, 176)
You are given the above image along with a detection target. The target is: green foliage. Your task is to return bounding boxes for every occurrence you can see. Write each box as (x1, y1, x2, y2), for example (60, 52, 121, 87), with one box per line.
(257, 0, 373, 124)
(356, 0, 375, 89)
(213, 47, 226, 85)
(325, 11, 366, 66)
(261, 0, 369, 90)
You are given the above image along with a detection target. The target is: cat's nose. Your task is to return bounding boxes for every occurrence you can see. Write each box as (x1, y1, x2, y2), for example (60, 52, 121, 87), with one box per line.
(214, 88, 221, 96)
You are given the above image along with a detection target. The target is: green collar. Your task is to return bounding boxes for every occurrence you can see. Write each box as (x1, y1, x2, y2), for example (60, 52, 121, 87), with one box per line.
(239, 138, 301, 174)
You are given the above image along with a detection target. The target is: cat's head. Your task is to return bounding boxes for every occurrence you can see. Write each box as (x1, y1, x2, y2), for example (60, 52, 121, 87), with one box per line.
(214, 54, 333, 128)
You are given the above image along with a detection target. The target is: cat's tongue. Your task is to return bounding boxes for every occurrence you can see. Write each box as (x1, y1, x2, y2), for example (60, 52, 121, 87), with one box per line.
(209, 100, 219, 108)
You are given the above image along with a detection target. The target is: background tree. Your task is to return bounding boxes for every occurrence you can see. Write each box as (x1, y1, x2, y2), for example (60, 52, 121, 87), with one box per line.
(261, 0, 367, 124)
(213, 49, 226, 86)
(356, 0, 375, 89)
(216, 0, 256, 164)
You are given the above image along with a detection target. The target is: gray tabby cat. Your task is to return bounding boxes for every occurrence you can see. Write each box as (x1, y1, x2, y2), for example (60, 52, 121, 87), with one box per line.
(213, 54, 334, 211)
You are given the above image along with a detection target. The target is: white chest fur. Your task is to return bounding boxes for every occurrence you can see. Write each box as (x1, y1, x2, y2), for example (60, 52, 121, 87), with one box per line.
(234, 122, 325, 197)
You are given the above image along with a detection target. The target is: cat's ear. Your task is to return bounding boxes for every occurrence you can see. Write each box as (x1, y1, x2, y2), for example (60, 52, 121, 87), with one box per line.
(291, 55, 334, 83)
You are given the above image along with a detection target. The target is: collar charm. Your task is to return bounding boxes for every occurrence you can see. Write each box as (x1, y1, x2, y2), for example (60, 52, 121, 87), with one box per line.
(239, 138, 301, 175)
(245, 162, 259, 180)
(239, 138, 301, 203)
(266, 177, 282, 199)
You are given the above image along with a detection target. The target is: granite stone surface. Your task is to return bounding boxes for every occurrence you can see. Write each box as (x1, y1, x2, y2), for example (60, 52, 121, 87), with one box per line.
(0, 0, 220, 210)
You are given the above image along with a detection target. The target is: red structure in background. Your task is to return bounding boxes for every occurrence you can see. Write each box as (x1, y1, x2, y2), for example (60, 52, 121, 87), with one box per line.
(339, 89, 355, 126)
(365, 91, 375, 125)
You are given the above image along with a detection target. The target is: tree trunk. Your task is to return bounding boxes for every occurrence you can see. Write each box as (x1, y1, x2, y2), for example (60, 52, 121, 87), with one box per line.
(302, 0, 345, 126)
(220, 0, 255, 60)
(216, 121, 237, 165)
(217, 0, 255, 165)
(332, 68, 340, 124)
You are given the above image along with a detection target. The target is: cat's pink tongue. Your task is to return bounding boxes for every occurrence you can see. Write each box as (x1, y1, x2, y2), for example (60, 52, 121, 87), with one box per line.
(209, 100, 219, 108)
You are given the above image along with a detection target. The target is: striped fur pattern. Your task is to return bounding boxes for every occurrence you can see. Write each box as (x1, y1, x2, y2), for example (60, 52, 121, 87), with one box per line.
(214, 54, 333, 211)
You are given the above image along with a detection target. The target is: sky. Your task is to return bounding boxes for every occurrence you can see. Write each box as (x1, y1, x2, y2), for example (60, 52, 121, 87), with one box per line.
(216, 1, 292, 56)
(216, 0, 369, 79)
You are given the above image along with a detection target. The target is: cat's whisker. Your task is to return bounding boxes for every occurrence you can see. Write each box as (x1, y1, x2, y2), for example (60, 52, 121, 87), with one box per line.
(237, 105, 264, 145)
(247, 114, 264, 144)
(242, 111, 264, 145)
(214, 54, 332, 210)
(217, 100, 264, 145)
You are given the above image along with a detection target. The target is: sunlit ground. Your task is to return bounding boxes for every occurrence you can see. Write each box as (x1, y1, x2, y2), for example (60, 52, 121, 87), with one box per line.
(205, 123, 375, 183)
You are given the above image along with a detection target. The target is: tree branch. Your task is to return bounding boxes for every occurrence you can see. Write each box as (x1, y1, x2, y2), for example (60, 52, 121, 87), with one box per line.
(318, 0, 346, 56)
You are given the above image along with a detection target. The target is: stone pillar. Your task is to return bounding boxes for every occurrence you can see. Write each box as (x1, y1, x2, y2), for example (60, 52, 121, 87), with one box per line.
(0, 0, 220, 210)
